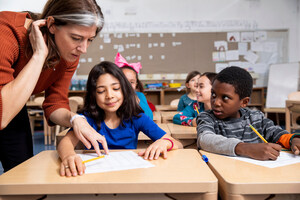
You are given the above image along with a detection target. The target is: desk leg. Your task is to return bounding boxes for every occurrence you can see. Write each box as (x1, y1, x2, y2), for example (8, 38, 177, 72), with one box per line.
(276, 113, 280, 125)
(286, 107, 291, 133)
(160, 90, 165, 105)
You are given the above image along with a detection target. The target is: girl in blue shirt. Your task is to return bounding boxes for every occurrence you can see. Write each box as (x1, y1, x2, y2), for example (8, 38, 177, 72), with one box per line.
(173, 72, 217, 126)
(58, 61, 182, 177)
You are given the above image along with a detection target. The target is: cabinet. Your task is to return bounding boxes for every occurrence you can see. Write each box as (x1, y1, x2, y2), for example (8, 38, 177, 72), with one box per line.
(145, 87, 266, 111)
(144, 88, 186, 105)
(248, 87, 266, 111)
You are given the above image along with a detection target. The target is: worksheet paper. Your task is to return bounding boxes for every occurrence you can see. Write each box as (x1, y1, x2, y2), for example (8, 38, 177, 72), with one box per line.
(228, 152, 300, 168)
(79, 151, 154, 174)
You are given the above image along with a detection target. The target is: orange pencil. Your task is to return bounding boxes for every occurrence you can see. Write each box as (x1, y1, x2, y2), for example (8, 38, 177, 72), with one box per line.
(82, 155, 105, 164)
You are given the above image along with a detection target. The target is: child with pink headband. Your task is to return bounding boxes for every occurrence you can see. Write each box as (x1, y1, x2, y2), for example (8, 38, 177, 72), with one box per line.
(115, 53, 153, 119)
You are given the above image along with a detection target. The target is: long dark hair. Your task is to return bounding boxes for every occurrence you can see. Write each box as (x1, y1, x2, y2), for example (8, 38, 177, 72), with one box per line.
(82, 61, 143, 130)
(25, 0, 104, 69)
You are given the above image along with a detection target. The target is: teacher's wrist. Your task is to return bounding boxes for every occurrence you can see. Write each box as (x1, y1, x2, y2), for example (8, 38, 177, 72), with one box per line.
(70, 114, 86, 126)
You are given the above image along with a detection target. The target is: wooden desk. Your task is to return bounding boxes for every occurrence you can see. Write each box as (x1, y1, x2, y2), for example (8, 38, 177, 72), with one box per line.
(156, 105, 177, 112)
(153, 111, 161, 123)
(160, 111, 178, 123)
(200, 150, 300, 200)
(0, 150, 218, 200)
(167, 123, 197, 139)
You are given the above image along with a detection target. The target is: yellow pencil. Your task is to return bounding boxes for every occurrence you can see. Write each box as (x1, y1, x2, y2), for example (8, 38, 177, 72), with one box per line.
(249, 124, 268, 143)
(82, 155, 105, 164)
(195, 106, 200, 114)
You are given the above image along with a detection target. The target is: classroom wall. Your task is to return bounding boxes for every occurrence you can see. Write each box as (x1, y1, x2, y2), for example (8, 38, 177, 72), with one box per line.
(0, 0, 299, 61)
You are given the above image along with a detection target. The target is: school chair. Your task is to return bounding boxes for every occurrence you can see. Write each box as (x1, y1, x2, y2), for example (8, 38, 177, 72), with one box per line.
(285, 91, 300, 133)
(33, 96, 82, 145)
(27, 102, 43, 135)
(170, 98, 179, 107)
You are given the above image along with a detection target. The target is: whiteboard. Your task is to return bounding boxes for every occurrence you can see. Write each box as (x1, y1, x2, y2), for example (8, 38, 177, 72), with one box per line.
(266, 63, 300, 108)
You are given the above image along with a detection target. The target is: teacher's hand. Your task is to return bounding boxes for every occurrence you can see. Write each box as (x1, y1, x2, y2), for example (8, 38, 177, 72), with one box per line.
(72, 117, 109, 156)
(29, 19, 48, 59)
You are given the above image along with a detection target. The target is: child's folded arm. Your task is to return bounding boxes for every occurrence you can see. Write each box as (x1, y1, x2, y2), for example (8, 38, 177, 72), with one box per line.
(173, 112, 194, 126)
(197, 130, 242, 156)
(196, 113, 242, 156)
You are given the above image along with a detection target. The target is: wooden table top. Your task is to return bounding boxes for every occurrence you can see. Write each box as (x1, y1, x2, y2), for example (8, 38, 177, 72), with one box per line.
(167, 123, 197, 139)
(0, 149, 217, 196)
(200, 150, 300, 195)
(156, 105, 178, 111)
(160, 111, 178, 123)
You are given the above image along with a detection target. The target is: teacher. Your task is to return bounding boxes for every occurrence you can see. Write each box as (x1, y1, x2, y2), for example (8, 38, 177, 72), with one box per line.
(0, 0, 108, 172)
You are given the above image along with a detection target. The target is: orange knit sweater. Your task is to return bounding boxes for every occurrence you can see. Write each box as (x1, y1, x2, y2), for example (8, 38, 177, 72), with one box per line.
(0, 11, 79, 128)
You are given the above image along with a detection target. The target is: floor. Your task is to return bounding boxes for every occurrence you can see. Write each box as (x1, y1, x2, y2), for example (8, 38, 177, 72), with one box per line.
(0, 131, 56, 175)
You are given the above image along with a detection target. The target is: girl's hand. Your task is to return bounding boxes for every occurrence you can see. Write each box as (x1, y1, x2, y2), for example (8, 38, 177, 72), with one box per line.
(72, 117, 109, 157)
(138, 138, 171, 160)
(60, 154, 85, 177)
(29, 19, 48, 60)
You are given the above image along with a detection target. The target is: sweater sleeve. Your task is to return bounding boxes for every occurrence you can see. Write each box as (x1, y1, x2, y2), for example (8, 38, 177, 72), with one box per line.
(261, 112, 289, 143)
(173, 105, 196, 126)
(277, 134, 293, 149)
(42, 60, 78, 125)
(0, 14, 23, 129)
(196, 112, 242, 156)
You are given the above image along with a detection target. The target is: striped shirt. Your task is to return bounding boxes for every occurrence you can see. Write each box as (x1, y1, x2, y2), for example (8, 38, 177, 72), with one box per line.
(196, 108, 288, 156)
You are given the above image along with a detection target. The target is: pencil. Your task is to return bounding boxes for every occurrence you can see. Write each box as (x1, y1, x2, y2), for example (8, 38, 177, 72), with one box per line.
(249, 124, 268, 143)
(82, 155, 105, 164)
(195, 106, 200, 114)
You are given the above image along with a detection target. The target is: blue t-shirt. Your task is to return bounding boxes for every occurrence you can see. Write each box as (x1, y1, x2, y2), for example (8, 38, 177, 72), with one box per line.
(136, 91, 153, 120)
(177, 94, 197, 111)
(84, 113, 165, 149)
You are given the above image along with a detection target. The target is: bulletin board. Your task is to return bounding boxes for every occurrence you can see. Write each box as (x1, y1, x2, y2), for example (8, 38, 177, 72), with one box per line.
(77, 30, 288, 76)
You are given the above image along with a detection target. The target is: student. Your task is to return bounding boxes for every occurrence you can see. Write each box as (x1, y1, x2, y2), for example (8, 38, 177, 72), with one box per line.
(173, 72, 217, 126)
(115, 52, 153, 120)
(0, 0, 106, 172)
(57, 61, 183, 177)
(177, 71, 201, 111)
(197, 66, 300, 160)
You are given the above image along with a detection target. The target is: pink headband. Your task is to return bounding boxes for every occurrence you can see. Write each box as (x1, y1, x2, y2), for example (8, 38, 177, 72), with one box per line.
(114, 52, 142, 74)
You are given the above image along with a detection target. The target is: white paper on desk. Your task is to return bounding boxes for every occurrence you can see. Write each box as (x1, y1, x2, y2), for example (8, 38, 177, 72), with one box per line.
(228, 152, 300, 168)
(79, 151, 154, 174)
